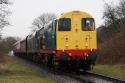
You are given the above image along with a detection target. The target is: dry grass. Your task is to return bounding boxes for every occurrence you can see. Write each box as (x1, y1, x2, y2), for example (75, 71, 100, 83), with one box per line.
(0, 52, 15, 64)
(0, 52, 55, 83)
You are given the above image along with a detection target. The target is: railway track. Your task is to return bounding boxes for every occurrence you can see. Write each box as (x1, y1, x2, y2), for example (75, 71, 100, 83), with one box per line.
(52, 70, 125, 83)
(51, 70, 93, 83)
(14, 56, 125, 83)
(86, 72, 125, 83)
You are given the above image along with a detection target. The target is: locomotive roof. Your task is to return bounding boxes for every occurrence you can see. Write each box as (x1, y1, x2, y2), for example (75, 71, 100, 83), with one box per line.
(57, 10, 93, 19)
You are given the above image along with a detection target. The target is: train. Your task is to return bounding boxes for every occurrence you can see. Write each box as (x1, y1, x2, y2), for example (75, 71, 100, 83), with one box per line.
(13, 11, 97, 72)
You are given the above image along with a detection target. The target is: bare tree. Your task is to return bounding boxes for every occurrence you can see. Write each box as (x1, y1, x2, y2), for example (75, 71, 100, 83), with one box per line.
(119, 0, 125, 17)
(29, 25, 38, 32)
(32, 13, 56, 31)
(0, 0, 11, 38)
(116, 0, 125, 24)
(103, 3, 118, 26)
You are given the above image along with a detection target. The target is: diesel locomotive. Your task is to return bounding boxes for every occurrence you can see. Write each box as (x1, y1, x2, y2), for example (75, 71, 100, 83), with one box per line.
(14, 11, 97, 72)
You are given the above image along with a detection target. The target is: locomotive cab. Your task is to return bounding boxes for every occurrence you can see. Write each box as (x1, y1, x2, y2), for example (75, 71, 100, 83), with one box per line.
(56, 11, 97, 71)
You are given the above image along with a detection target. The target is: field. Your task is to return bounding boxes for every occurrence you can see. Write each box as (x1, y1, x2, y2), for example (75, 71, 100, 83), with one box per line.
(91, 64, 125, 80)
(0, 53, 55, 83)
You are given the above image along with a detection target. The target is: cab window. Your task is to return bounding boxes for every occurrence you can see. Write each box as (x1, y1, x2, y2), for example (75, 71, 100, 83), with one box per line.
(82, 18, 95, 31)
(58, 18, 71, 31)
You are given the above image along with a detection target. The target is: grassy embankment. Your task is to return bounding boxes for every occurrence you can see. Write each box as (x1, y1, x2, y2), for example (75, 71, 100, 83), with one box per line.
(91, 64, 125, 80)
(0, 53, 55, 83)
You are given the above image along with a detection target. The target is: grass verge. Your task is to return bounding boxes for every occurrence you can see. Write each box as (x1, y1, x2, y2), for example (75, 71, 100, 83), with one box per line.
(91, 64, 125, 80)
(0, 55, 55, 83)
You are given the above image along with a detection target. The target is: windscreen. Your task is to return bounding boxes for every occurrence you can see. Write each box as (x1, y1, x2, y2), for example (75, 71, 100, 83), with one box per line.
(82, 18, 95, 31)
(58, 18, 71, 31)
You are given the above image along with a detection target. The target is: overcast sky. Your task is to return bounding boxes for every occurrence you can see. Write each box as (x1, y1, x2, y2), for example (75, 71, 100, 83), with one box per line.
(2, 0, 119, 38)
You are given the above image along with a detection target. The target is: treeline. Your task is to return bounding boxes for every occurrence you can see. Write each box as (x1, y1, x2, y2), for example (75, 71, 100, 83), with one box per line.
(0, 0, 13, 54)
(97, 0, 125, 64)
(97, 0, 125, 43)
(0, 0, 11, 38)
(0, 37, 19, 53)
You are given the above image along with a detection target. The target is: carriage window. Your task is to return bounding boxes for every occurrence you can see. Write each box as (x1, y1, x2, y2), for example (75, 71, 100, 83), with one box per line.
(58, 18, 71, 31)
(82, 18, 95, 31)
